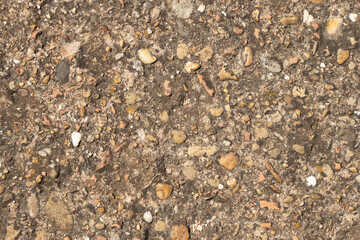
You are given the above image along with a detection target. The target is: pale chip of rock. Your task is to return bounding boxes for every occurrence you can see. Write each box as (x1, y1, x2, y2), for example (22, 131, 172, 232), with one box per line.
(196, 45, 213, 62)
(177, 43, 189, 59)
(172, 130, 187, 143)
(138, 48, 157, 64)
(292, 144, 305, 154)
(254, 126, 269, 140)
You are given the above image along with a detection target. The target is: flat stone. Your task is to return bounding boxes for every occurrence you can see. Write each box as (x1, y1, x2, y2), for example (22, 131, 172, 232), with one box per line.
(309, 0, 325, 3)
(35, 230, 48, 240)
(177, 43, 189, 59)
(160, 110, 169, 122)
(326, 18, 342, 35)
(355, 175, 360, 183)
(261, 57, 282, 73)
(207, 178, 220, 187)
(196, 45, 213, 62)
(172, 0, 193, 19)
(150, 6, 161, 20)
(218, 152, 238, 170)
(268, 148, 281, 158)
(254, 126, 269, 140)
(218, 67, 238, 81)
(170, 225, 190, 240)
(252, 143, 260, 151)
(266, 111, 282, 123)
(209, 107, 223, 117)
(233, 26, 244, 35)
(182, 166, 197, 180)
(5, 225, 20, 240)
(95, 223, 105, 229)
(226, 178, 237, 188)
(138, 48, 157, 64)
(156, 183, 172, 200)
(154, 220, 166, 231)
(172, 130, 187, 143)
(292, 144, 305, 154)
(339, 129, 357, 142)
(188, 145, 218, 157)
(28, 193, 40, 218)
(337, 49, 350, 65)
(55, 61, 70, 83)
(323, 164, 333, 181)
(45, 195, 73, 230)
(280, 16, 299, 26)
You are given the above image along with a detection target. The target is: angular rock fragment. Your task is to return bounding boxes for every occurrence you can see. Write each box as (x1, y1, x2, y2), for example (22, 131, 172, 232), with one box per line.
(337, 49, 349, 65)
(170, 225, 190, 240)
(218, 152, 238, 170)
(156, 183, 173, 200)
(172, 130, 187, 143)
(138, 48, 156, 64)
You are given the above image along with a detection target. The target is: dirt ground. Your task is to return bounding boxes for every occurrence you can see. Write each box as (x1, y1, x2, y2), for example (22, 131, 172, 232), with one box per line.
(0, 0, 359, 239)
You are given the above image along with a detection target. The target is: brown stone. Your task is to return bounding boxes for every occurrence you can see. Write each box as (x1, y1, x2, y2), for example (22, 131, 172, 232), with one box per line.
(309, 0, 325, 3)
(156, 183, 173, 200)
(280, 17, 299, 26)
(170, 225, 190, 240)
(337, 49, 350, 65)
(172, 130, 187, 143)
(218, 152, 238, 170)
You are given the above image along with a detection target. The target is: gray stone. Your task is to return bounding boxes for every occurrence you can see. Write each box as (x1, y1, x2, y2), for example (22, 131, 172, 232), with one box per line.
(261, 57, 282, 73)
(339, 129, 357, 143)
(28, 193, 40, 218)
(55, 61, 70, 83)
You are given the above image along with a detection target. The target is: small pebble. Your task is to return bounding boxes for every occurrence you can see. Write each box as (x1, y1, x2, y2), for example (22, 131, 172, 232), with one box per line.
(306, 176, 317, 186)
(143, 211, 153, 223)
(138, 48, 156, 64)
(349, 13, 358, 23)
(71, 131, 82, 147)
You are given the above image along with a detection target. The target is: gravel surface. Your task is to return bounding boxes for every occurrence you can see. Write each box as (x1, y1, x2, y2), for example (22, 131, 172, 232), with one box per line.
(0, 0, 359, 239)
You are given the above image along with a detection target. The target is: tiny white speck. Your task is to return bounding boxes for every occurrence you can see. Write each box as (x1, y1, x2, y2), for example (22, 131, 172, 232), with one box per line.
(320, 63, 325, 68)
(306, 176, 317, 186)
(218, 184, 224, 190)
(284, 75, 290, 80)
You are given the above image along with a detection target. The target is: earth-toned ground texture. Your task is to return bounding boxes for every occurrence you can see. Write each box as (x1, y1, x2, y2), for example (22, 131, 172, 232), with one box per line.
(0, 0, 359, 239)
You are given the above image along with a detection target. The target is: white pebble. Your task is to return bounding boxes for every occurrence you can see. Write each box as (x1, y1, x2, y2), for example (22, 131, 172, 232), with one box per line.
(284, 75, 290, 80)
(71, 131, 82, 147)
(303, 9, 314, 25)
(218, 184, 224, 190)
(306, 176, 317, 187)
(349, 13, 358, 23)
(197, 4, 205, 13)
(320, 63, 325, 68)
(13, 59, 21, 64)
(143, 211, 153, 223)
